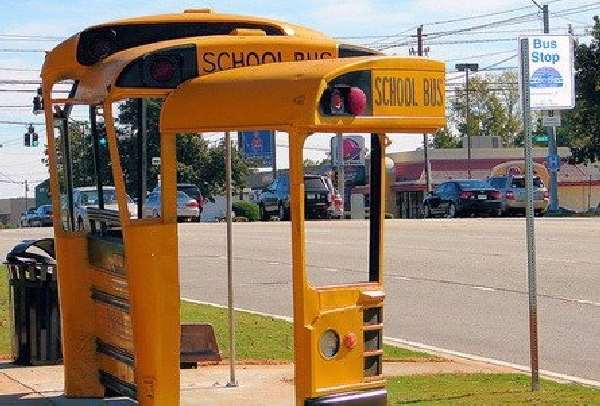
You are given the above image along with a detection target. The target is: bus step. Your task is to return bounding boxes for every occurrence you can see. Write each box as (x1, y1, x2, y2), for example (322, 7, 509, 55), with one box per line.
(99, 370, 137, 400)
(90, 287, 130, 313)
(96, 338, 134, 366)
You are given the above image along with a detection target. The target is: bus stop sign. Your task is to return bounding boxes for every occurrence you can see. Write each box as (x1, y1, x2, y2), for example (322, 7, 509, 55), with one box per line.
(547, 154, 560, 172)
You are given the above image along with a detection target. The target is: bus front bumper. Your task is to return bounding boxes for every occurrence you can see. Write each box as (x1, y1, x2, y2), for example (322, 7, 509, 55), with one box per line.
(305, 389, 387, 405)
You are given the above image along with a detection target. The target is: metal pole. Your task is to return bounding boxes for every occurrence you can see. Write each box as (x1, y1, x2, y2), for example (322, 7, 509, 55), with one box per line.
(24, 180, 28, 213)
(336, 133, 345, 212)
(520, 37, 540, 392)
(542, 4, 560, 212)
(466, 69, 472, 179)
(272, 131, 277, 180)
(417, 25, 431, 193)
(90, 106, 104, 210)
(225, 131, 238, 387)
(136, 98, 147, 219)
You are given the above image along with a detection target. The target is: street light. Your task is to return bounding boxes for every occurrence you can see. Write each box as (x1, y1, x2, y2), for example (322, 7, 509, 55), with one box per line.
(455, 63, 479, 179)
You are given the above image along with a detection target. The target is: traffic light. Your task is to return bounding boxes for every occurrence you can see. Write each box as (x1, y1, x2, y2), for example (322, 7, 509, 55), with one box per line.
(24, 124, 36, 147)
(32, 87, 43, 114)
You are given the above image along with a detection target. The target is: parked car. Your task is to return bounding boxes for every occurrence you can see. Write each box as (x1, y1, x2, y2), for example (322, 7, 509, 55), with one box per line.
(30, 205, 53, 227)
(423, 179, 502, 218)
(72, 186, 137, 230)
(487, 175, 548, 216)
(19, 208, 37, 227)
(152, 184, 204, 213)
(144, 190, 200, 222)
(257, 174, 331, 220)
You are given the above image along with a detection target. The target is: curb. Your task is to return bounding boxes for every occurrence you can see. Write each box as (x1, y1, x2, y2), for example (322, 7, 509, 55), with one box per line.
(181, 297, 600, 389)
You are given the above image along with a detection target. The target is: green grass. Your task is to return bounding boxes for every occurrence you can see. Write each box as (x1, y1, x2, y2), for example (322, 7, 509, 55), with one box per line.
(181, 301, 294, 361)
(0, 265, 10, 357)
(180, 300, 431, 362)
(387, 373, 600, 405)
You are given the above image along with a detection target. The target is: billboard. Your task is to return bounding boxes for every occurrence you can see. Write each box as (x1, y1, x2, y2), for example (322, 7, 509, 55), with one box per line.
(330, 135, 366, 166)
(239, 130, 274, 167)
(519, 35, 575, 110)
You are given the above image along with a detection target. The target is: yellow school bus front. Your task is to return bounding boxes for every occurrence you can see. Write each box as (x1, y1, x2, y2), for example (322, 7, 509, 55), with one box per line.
(160, 56, 445, 405)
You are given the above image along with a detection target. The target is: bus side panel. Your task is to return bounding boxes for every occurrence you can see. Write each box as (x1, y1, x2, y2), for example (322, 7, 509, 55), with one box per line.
(55, 234, 104, 397)
(123, 222, 180, 405)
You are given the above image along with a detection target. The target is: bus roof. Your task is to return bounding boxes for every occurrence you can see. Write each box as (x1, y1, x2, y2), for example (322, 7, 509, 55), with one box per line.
(41, 10, 336, 86)
(160, 56, 446, 134)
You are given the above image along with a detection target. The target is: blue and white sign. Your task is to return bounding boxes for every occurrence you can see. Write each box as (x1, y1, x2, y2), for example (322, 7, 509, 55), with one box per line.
(520, 35, 575, 110)
(547, 154, 561, 172)
(239, 130, 274, 167)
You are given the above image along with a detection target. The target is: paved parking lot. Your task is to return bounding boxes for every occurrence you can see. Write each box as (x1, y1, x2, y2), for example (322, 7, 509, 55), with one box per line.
(2, 217, 600, 381)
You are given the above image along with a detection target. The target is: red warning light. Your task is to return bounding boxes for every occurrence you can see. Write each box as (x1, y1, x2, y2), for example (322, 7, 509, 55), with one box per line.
(150, 58, 176, 83)
(348, 87, 367, 116)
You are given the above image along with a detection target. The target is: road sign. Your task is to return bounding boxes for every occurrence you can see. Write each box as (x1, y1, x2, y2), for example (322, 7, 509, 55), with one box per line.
(547, 154, 560, 172)
(152, 156, 161, 166)
(542, 110, 561, 127)
(239, 130, 274, 168)
(533, 134, 549, 143)
(519, 35, 575, 110)
(330, 135, 366, 166)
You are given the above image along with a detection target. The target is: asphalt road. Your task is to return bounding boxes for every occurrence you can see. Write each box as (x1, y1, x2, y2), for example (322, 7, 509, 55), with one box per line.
(2, 218, 599, 381)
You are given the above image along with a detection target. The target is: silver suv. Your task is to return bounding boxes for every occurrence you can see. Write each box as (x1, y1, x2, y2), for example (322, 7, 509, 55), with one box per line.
(488, 175, 549, 216)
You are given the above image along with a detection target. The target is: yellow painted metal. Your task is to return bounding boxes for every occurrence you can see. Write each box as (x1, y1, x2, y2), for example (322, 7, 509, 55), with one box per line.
(160, 57, 446, 134)
(159, 56, 445, 403)
(103, 104, 181, 405)
(52, 234, 105, 397)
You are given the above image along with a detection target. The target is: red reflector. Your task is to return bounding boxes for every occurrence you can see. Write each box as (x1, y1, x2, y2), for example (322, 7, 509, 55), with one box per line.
(343, 333, 357, 350)
(348, 87, 367, 115)
(150, 58, 176, 82)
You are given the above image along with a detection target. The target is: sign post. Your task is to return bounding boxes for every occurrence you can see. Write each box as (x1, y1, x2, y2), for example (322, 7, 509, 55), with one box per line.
(519, 37, 540, 392)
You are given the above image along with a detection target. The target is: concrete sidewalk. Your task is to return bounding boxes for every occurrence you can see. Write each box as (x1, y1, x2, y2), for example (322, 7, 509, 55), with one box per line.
(0, 358, 514, 405)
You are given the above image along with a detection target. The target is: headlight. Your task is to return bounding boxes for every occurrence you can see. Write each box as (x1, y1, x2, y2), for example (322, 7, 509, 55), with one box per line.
(319, 330, 340, 359)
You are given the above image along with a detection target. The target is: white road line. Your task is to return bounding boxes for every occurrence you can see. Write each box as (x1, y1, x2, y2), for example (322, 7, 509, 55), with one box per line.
(181, 298, 600, 388)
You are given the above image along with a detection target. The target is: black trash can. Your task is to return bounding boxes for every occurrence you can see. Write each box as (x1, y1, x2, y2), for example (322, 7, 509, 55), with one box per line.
(4, 238, 62, 365)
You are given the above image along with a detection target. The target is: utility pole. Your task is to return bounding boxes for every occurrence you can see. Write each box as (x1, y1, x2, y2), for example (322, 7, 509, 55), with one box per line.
(24, 180, 28, 212)
(336, 133, 345, 212)
(418, 25, 432, 193)
(455, 63, 479, 179)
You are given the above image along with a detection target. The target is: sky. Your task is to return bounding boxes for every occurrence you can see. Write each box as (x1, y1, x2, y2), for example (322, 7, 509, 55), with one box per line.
(0, 0, 598, 197)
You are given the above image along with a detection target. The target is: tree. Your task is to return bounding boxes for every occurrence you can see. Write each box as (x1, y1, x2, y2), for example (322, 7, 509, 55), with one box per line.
(114, 99, 250, 199)
(430, 127, 460, 149)
(558, 16, 600, 163)
(450, 72, 522, 146)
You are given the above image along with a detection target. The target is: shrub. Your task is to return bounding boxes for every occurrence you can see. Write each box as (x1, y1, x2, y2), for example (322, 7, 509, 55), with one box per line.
(232, 201, 259, 222)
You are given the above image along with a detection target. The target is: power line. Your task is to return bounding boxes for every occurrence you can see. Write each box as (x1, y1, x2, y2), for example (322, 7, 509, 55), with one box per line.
(0, 48, 46, 53)
(0, 66, 41, 72)
(0, 121, 44, 125)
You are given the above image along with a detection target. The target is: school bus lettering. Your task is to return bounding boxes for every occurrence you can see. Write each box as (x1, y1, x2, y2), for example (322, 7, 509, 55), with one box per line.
(374, 76, 418, 107)
(372, 71, 445, 116)
(423, 78, 444, 107)
(294, 51, 333, 60)
(201, 50, 333, 73)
